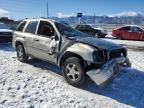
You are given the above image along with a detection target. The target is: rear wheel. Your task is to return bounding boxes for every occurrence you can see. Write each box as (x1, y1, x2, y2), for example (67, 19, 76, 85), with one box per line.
(95, 33, 100, 38)
(62, 57, 86, 87)
(16, 44, 28, 62)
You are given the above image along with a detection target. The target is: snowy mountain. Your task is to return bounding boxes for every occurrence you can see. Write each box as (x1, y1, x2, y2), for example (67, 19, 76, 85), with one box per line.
(50, 12, 144, 25)
(109, 12, 144, 17)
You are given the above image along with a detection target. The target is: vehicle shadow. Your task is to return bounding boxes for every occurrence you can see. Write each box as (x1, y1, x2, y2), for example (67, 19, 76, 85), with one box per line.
(27, 60, 144, 108)
(27, 58, 62, 75)
(0, 43, 15, 52)
(81, 67, 144, 108)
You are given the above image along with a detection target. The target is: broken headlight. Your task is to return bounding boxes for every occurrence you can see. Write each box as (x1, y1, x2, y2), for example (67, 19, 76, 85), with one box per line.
(93, 50, 106, 63)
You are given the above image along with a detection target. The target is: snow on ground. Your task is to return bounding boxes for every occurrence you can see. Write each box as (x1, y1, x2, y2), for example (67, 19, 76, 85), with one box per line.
(0, 43, 144, 108)
(104, 35, 144, 49)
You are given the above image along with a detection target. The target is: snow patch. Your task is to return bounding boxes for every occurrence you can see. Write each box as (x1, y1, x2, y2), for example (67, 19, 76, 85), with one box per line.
(109, 11, 144, 17)
(0, 43, 144, 107)
(57, 12, 75, 18)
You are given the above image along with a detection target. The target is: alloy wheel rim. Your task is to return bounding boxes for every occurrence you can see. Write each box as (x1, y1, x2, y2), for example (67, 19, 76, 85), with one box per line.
(65, 63, 80, 81)
(17, 46, 23, 58)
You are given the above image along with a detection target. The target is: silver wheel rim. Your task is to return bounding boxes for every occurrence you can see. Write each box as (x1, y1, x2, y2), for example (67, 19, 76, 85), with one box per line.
(65, 63, 80, 81)
(17, 46, 23, 58)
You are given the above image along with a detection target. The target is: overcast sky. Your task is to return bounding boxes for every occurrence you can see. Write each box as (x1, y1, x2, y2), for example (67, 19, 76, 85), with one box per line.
(0, 0, 144, 19)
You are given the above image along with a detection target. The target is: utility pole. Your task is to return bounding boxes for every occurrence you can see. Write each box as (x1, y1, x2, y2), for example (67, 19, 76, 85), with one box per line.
(47, 0, 49, 18)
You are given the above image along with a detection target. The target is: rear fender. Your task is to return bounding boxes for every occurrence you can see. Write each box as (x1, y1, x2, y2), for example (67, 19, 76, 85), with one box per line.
(14, 38, 28, 53)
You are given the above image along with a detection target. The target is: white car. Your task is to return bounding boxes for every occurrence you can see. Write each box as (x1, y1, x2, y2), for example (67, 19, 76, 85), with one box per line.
(0, 23, 13, 43)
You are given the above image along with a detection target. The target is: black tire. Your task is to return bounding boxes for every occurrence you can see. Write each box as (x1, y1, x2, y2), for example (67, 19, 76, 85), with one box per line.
(95, 33, 100, 38)
(16, 44, 28, 62)
(100, 34, 106, 38)
(62, 57, 86, 87)
(116, 35, 122, 40)
(125, 58, 131, 67)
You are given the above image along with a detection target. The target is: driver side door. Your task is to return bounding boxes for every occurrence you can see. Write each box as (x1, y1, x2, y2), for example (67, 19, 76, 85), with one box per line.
(32, 20, 59, 63)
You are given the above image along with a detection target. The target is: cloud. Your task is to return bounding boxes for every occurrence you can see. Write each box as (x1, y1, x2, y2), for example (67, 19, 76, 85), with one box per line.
(0, 9, 9, 17)
(57, 12, 75, 18)
(109, 11, 143, 17)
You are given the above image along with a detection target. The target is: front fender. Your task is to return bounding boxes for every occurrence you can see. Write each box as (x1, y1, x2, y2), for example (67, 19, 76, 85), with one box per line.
(65, 43, 95, 62)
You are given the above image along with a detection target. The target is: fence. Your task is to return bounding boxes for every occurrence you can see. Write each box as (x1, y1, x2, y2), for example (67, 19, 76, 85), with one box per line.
(94, 24, 144, 32)
(71, 23, 144, 33)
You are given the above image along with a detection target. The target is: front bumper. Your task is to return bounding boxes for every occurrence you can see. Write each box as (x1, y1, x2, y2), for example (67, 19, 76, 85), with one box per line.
(86, 57, 131, 87)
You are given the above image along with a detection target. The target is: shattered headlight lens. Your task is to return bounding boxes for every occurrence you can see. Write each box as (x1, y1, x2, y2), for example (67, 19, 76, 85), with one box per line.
(93, 50, 106, 63)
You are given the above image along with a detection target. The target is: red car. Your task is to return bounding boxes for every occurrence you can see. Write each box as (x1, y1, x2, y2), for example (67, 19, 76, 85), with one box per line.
(112, 25, 144, 40)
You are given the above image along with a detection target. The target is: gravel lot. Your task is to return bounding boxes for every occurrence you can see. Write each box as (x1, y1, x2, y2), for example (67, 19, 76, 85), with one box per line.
(0, 43, 144, 108)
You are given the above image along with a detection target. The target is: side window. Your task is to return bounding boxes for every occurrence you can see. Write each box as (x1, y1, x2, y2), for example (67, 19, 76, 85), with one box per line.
(131, 27, 143, 32)
(80, 25, 84, 29)
(85, 25, 91, 29)
(37, 21, 55, 37)
(25, 21, 38, 34)
(122, 27, 130, 31)
(132, 27, 139, 32)
(136, 27, 143, 32)
(76, 25, 81, 29)
(16, 21, 26, 32)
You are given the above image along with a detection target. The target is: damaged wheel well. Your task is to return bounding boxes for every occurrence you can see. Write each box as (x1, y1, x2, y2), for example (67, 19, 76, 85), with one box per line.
(59, 52, 85, 68)
(15, 41, 23, 48)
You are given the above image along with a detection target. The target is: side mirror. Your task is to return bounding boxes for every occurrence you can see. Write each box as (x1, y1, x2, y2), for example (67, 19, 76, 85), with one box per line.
(48, 39, 57, 55)
(48, 46, 56, 55)
(50, 36, 55, 40)
(50, 32, 59, 40)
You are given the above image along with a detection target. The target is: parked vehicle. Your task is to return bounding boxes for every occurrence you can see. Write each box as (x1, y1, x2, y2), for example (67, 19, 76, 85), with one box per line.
(0, 23, 13, 43)
(112, 25, 144, 40)
(12, 18, 131, 87)
(75, 24, 107, 38)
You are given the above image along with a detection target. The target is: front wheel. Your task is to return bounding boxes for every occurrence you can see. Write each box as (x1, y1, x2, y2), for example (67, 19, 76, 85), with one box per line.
(16, 44, 28, 62)
(62, 57, 86, 87)
(116, 35, 122, 40)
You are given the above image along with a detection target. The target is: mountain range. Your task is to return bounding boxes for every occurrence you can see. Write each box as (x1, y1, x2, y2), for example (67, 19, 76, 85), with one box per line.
(51, 12, 144, 25)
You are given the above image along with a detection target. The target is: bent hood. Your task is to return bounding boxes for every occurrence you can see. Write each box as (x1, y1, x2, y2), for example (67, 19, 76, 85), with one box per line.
(75, 36, 123, 50)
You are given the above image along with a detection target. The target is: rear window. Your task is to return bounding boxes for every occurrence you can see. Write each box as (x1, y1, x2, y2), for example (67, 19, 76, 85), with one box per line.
(76, 25, 84, 29)
(16, 21, 27, 32)
(85, 25, 91, 29)
(25, 21, 38, 34)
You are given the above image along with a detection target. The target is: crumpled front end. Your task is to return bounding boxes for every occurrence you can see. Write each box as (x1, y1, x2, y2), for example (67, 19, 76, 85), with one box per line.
(86, 57, 131, 87)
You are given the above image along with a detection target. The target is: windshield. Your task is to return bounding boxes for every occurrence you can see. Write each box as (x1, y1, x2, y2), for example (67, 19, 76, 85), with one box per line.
(0, 24, 11, 29)
(55, 22, 88, 37)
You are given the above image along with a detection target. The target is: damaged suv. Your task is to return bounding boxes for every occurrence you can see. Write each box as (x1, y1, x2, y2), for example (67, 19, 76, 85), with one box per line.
(12, 18, 131, 87)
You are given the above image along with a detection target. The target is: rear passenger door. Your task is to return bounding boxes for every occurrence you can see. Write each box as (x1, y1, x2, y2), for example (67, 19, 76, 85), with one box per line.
(24, 20, 39, 55)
